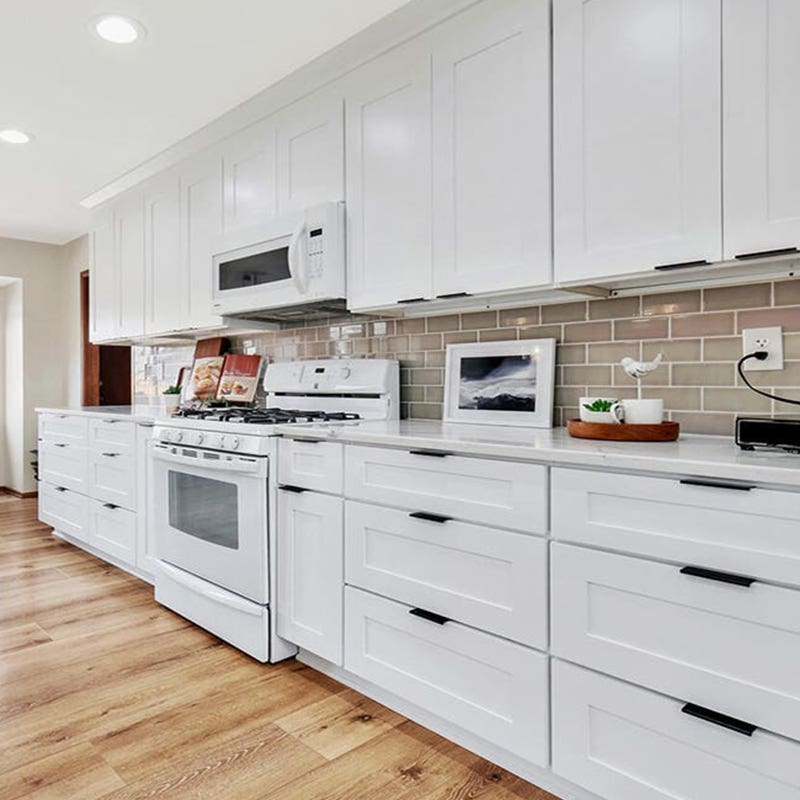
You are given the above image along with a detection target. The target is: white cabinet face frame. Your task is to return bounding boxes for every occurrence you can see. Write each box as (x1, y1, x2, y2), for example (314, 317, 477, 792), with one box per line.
(345, 40, 434, 310)
(723, 0, 800, 259)
(432, 0, 551, 297)
(553, 0, 722, 282)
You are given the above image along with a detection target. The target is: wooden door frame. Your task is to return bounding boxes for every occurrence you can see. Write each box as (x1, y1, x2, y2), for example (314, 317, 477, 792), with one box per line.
(80, 270, 100, 405)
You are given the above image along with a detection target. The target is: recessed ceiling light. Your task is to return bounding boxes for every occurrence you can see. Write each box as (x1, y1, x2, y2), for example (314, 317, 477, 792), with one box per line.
(94, 15, 145, 44)
(0, 129, 32, 145)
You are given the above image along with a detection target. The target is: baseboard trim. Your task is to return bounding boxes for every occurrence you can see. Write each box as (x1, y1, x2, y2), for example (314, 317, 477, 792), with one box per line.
(1, 487, 38, 499)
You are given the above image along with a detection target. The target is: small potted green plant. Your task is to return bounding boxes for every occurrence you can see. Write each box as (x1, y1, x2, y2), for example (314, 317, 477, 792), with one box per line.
(162, 384, 183, 412)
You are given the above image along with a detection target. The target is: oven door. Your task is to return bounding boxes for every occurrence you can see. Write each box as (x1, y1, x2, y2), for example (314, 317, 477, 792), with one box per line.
(151, 443, 269, 603)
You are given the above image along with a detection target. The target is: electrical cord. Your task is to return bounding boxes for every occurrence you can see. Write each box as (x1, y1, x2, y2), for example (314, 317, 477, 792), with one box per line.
(737, 351, 800, 407)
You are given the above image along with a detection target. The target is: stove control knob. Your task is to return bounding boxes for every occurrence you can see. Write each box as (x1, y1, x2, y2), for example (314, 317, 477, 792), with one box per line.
(174, 430, 184, 443)
(229, 436, 240, 450)
(161, 430, 172, 442)
(219, 435, 227, 449)
(195, 433, 205, 445)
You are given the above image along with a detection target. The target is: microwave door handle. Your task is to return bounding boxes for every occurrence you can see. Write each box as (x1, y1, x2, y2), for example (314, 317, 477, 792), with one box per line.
(288, 221, 308, 294)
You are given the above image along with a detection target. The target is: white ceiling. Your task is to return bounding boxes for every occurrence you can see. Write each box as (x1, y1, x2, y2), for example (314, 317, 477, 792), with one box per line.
(0, 0, 413, 245)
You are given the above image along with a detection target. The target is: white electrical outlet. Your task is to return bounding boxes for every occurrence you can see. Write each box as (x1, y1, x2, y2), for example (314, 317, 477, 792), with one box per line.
(742, 326, 784, 371)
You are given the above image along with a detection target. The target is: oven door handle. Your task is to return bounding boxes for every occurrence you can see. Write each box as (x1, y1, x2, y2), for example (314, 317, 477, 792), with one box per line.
(158, 562, 263, 616)
(288, 220, 309, 294)
(151, 444, 267, 476)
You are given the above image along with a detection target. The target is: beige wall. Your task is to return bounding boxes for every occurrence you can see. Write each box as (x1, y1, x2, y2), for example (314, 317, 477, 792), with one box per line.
(60, 235, 90, 408)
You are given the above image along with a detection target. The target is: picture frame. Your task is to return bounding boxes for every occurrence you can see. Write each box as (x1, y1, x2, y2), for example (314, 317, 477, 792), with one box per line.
(443, 339, 556, 428)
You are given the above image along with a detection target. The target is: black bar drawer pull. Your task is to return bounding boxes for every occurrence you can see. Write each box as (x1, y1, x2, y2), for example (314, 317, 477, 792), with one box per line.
(53, 443, 68, 448)
(397, 297, 430, 305)
(735, 247, 798, 261)
(409, 511, 452, 524)
(54, 486, 67, 493)
(681, 703, 757, 737)
(279, 484, 307, 493)
(679, 478, 755, 491)
(409, 449, 450, 458)
(293, 438, 322, 444)
(101, 452, 121, 458)
(103, 503, 120, 510)
(435, 291, 472, 300)
(409, 607, 450, 626)
(654, 259, 710, 272)
(680, 566, 756, 588)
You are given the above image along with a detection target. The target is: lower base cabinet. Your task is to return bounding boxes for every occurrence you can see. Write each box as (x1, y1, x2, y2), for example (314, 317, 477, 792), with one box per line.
(88, 499, 137, 567)
(39, 483, 90, 544)
(344, 586, 549, 766)
(552, 661, 800, 800)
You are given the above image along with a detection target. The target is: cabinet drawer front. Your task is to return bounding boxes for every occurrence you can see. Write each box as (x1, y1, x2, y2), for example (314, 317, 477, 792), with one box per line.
(552, 661, 800, 800)
(278, 438, 343, 494)
(39, 413, 88, 444)
(345, 445, 547, 532)
(552, 543, 800, 742)
(89, 453, 136, 511)
(344, 587, 549, 765)
(88, 418, 136, 455)
(89, 500, 136, 566)
(40, 442, 89, 494)
(39, 483, 89, 543)
(345, 501, 547, 648)
(552, 467, 800, 586)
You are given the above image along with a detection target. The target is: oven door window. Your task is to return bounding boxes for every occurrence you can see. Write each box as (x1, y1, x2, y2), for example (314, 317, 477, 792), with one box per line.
(218, 247, 290, 291)
(168, 471, 239, 549)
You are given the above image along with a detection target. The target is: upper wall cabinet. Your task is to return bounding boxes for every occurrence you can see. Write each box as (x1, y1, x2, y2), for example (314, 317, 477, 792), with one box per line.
(723, 0, 800, 260)
(114, 193, 145, 339)
(432, 0, 550, 297)
(553, 0, 722, 283)
(276, 91, 344, 214)
(221, 119, 277, 235)
(89, 211, 118, 342)
(345, 41, 434, 310)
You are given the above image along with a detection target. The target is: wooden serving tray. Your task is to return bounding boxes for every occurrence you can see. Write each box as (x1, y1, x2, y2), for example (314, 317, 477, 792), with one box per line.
(567, 419, 680, 442)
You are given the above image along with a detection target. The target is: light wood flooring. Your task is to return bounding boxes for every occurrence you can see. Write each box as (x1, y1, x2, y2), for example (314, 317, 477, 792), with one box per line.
(1, 495, 556, 800)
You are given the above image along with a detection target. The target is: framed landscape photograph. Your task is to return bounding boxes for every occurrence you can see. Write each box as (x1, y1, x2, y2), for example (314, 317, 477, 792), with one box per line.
(443, 339, 556, 428)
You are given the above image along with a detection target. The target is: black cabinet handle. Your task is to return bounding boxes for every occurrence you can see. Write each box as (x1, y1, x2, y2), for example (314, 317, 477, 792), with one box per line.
(101, 418, 121, 424)
(680, 566, 756, 588)
(101, 452, 121, 458)
(103, 503, 119, 510)
(681, 703, 757, 737)
(409, 511, 452, 524)
(54, 486, 67, 493)
(397, 297, 430, 305)
(293, 438, 322, 444)
(409, 607, 450, 626)
(279, 484, 307, 493)
(53, 443, 68, 448)
(435, 291, 472, 300)
(654, 259, 710, 272)
(409, 449, 451, 458)
(735, 247, 798, 261)
(679, 478, 755, 491)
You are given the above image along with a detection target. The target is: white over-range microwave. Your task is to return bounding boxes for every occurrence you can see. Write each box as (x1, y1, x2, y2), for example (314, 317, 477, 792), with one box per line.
(211, 201, 346, 322)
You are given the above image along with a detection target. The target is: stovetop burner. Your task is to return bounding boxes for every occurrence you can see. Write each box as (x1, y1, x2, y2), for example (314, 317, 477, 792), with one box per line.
(172, 406, 361, 425)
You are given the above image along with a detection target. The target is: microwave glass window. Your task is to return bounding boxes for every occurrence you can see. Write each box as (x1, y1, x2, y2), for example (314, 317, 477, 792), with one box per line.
(219, 247, 291, 291)
(168, 470, 239, 549)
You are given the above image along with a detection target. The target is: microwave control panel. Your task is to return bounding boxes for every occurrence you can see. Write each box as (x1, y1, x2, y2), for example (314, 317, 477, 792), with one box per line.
(307, 227, 324, 278)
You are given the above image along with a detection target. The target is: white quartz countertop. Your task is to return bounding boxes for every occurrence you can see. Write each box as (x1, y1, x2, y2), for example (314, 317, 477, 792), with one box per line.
(276, 419, 800, 489)
(36, 405, 173, 424)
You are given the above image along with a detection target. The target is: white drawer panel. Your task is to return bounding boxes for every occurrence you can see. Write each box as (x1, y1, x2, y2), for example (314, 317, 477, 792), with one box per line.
(345, 445, 547, 532)
(344, 586, 549, 765)
(39, 413, 88, 444)
(39, 482, 89, 544)
(552, 543, 800, 742)
(88, 417, 136, 456)
(552, 467, 800, 587)
(89, 452, 136, 511)
(278, 438, 343, 494)
(39, 441, 89, 495)
(552, 661, 800, 800)
(89, 499, 136, 567)
(345, 500, 547, 648)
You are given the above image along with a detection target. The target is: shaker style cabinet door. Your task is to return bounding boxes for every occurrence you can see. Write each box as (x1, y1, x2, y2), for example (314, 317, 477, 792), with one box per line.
(345, 41, 434, 311)
(114, 192, 146, 338)
(276, 90, 344, 214)
(554, 0, 722, 282)
(181, 152, 223, 330)
(89, 211, 118, 342)
(432, 0, 551, 297)
(144, 173, 186, 335)
(277, 489, 344, 665)
(723, 0, 800, 259)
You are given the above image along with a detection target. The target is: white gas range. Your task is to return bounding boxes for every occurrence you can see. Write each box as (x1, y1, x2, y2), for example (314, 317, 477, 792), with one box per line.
(150, 358, 399, 662)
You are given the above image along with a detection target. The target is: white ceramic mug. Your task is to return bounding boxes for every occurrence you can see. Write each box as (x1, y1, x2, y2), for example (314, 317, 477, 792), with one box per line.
(621, 398, 664, 424)
(579, 397, 624, 424)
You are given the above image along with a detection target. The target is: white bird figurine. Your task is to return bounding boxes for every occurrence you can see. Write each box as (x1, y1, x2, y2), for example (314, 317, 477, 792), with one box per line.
(620, 353, 663, 380)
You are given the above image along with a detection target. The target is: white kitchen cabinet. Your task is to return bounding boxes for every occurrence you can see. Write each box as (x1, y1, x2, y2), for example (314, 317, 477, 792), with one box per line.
(553, 0, 722, 282)
(89, 212, 118, 343)
(181, 152, 224, 330)
(39, 483, 90, 545)
(114, 192, 145, 338)
(277, 487, 344, 664)
(723, 0, 800, 259)
(143, 172, 186, 334)
(221, 119, 277, 235)
(276, 91, 344, 214)
(89, 499, 137, 568)
(135, 424, 157, 577)
(345, 40, 434, 310)
(432, 0, 551, 297)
